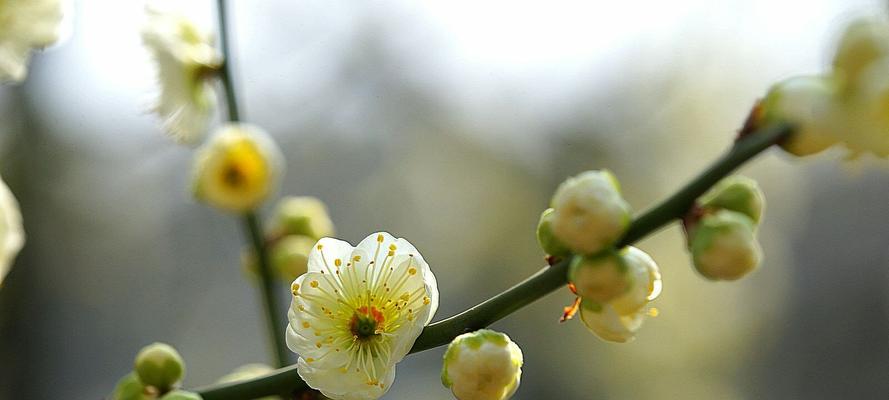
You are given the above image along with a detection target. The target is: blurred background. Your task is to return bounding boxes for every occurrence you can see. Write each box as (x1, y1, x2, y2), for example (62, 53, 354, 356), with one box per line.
(1, 0, 888, 398)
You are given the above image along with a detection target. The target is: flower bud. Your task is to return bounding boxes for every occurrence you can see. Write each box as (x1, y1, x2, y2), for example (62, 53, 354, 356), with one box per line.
(579, 300, 646, 343)
(832, 18, 889, 92)
(442, 329, 523, 400)
(760, 76, 841, 157)
(192, 124, 283, 213)
(112, 373, 156, 400)
(160, 390, 202, 400)
(536, 208, 571, 257)
(569, 251, 630, 305)
(689, 210, 762, 281)
(699, 176, 765, 224)
(134, 343, 185, 391)
(270, 196, 335, 239)
(269, 235, 314, 281)
(549, 170, 632, 255)
(608, 246, 662, 316)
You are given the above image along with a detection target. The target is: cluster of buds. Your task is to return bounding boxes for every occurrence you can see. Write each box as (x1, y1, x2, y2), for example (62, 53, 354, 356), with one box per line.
(538, 170, 662, 342)
(242, 196, 335, 281)
(112, 343, 201, 400)
(757, 17, 889, 159)
(685, 176, 764, 281)
(441, 329, 524, 400)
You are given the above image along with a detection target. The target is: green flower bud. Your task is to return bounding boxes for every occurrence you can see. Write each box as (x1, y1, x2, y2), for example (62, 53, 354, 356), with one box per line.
(270, 235, 314, 281)
(535, 208, 571, 256)
(568, 250, 630, 305)
(760, 75, 842, 157)
(442, 329, 523, 400)
(112, 372, 156, 400)
(160, 390, 202, 400)
(689, 210, 762, 281)
(699, 175, 765, 224)
(549, 170, 632, 255)
(833, 17, 889, 93)
(270, 196, 335, 240)
(134, 343, 185, 391)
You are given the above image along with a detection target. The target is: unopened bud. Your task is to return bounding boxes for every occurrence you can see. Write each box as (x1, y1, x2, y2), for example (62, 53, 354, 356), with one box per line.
(536, 208, 571, 257)
(134, 343, 185, 391)
(192, 124, 284, 213)
(579, 299, 647, 344)
(549, 170, 632, 255)
(270, 235, 314, 281)
(442, 329, 523, 400)
(760, 76, 841, 157)
(111, 373, 155, 400)
(689, 210, 762, 281)
(271, 196, 335, 240)
(699, 176, 765, 224)
(608, 246, 662, 316)
(569, 251, 630, 305)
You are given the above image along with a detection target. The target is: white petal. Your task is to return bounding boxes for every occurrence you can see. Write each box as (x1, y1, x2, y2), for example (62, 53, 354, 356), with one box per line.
(0, 178, 24, 285)
(307, 237, 356, 274)
(297, 358, 396, 400)
(580, 303, 645, 343)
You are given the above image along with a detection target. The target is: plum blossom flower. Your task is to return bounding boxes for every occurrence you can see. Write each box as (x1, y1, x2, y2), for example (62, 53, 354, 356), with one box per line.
(0, 0, 62, 83)
(286, 232, 439, 400)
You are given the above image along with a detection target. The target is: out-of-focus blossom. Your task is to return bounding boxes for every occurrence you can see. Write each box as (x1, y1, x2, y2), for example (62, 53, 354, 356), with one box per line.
(0, 0, 62, 83)
(0, 176, 24, 286)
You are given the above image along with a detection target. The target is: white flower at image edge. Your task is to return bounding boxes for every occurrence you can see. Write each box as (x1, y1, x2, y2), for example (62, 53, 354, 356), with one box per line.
(141, 6, 221, 144)
(0, 0, 63, 83)
(287, 232, 439, 400)
(0, 177, 24, 285)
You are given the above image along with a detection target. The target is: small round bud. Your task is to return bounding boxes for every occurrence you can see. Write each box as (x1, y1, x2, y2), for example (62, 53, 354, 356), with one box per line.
(579, 299, 645, 343)
(442, 329, 523, 400)
(269, 235, 314, 281)
(270, 196, 335, 240)
(134, 343, 185, 391)
(832, 17, 889, 92)
(536, 208, 571, 256)
(569, 251, 630, 305)
(550, 170, 632, 255)
(112, 373, 156, 400)
(760, 76, 842, 157)
(160, 391, 202, 400)
(608, 246, 662, 316)
(699, 175, 765, 224)
(689, 210, 762, 281)
(191, 124, 284, 213)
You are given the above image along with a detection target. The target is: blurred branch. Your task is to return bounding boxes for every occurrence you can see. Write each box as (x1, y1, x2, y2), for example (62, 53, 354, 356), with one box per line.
(217, 0, 287, 367)
(195, 122, 793, 399)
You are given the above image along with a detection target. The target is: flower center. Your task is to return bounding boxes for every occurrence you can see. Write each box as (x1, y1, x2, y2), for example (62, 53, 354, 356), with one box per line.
(222, 163, 247, 187)
(350, 306, 385, 340)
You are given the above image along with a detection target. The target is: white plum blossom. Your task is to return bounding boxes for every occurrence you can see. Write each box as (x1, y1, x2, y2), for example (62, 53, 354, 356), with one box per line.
(141, 6, 221, 144)
(0, 176, 24, 286)
(550, 170, 632, 255)
(286, 233, 439, 400)
(441, 329, 523, 400)
(0, 0, 62, 83)
(580, 247, 662, 343)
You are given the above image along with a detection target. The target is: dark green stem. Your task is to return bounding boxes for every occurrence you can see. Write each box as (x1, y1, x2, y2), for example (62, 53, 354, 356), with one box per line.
(196, 123, 793, 399)
(216, 0, 240, 122)
(243, 212, 289, 367)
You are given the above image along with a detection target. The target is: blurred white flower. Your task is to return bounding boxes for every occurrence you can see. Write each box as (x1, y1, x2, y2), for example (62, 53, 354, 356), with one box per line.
(287, 233, 439, 400)
(441, 329, 523, 400)
(550, 170, 632, 255)
(141, 6, 221, 144)
(0, 0, 62, 83)
(191, 123, 283, 213)
(0, 176, 24, 286)
(580, 247, 661, 343)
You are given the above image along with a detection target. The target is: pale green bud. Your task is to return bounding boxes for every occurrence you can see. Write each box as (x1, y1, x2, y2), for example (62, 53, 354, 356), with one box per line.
(689, 210, 762, 281)
(699, 176, 765, 224)
(160, 391, 202, 400)
(271, 196, 335, 240)
(761, 76, 842, 157)
(550, 170, 632, 255)
(134, 343, 185, 391)
(269, 235, 314, 281)
(536, 208, 571, 256)
(442, 329, 523, 400)
(112, 373, 156, 400)
(568, 251, 630, 305)
(833, 18, 889, 93)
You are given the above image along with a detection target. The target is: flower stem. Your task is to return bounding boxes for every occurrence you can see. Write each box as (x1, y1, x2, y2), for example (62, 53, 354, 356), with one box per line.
(215, 0, 287, 367)
(195, 122, 793, 399)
